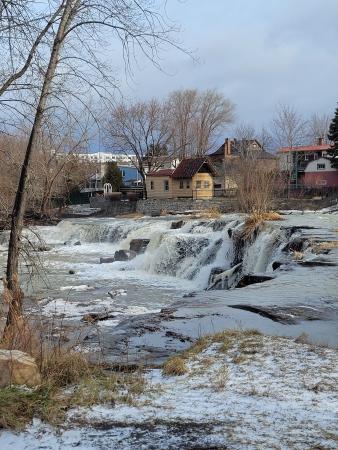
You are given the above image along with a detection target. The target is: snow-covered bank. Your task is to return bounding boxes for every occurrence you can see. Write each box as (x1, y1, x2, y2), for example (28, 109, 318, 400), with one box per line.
(1, 333, 337, 449)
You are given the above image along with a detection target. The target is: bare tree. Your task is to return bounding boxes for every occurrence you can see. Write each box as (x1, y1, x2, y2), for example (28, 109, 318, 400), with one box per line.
(307, 113, 331, 145)
(167, 89, 197, 159)
(193, 90, 234, 155)
(1, 0, 185, 337)
(106, 99, 174, 198)
(168, 89, 234, 157)
(272, 104, 307, 149)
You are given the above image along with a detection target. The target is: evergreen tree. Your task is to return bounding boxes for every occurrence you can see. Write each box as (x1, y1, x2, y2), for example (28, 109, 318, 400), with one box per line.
(327, 105, 338, 169)
(102, 162, 123, 191)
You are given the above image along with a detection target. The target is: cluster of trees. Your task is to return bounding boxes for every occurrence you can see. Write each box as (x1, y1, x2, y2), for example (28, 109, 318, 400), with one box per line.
(105, 89, 235, 193)
(0, 0, 185, 336)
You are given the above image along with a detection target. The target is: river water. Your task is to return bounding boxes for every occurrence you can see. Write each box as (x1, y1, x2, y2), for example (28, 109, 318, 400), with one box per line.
(0, 210, 337, 355)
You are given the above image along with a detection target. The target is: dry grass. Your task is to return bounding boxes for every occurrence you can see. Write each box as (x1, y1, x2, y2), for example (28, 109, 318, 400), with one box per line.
(240, 211, 284, 240)
(213, 366, 229, 391)
(292, 251, 304, 260)
(313, 241, 338, 253)
(162, 356, 188, 376)
(197, 207, 222, 219)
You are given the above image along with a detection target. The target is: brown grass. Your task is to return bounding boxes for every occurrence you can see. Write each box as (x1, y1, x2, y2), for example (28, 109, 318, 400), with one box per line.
(197, 207, 222, 219)
(292, 251, 304, 260)
(240, 211, 284, 240)
(162, 356, 188, 376)
(313, 241, 338, 253)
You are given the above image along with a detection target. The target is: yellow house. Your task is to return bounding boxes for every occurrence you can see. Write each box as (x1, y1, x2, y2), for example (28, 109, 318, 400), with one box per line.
(146, 157, 217, 199)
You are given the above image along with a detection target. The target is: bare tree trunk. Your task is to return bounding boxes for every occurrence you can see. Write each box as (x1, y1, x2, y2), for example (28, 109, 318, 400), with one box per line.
(4, 1, 74, 334)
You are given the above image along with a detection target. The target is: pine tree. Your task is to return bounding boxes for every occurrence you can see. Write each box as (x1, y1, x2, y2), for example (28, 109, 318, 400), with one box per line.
(102, 162, 123, 191)
(327, 105, 338, 169)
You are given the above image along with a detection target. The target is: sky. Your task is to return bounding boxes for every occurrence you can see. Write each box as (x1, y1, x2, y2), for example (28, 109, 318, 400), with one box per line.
(111, 0, 338, 136)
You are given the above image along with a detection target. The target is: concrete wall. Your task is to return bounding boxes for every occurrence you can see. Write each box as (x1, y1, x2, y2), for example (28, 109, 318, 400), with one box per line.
(136, 198, 237, 215)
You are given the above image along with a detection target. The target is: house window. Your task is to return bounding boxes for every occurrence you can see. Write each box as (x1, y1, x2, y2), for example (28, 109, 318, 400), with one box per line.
(164, 180, 169, 191)
(121, 169, 125, 177)
(179, 180, 184, 189)
(196, 180, 201, 189)
(204, 181, 210, 189)
(186, 180, 190, 189)
(317, 163, 325, 170)
(150, 180, 154, 190)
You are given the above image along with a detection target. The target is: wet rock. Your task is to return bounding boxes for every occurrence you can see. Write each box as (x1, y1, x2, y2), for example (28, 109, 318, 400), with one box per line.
(229, 304, 326, 324)
(114, 249, 136, 261)
(82, 311, 116, 323)
(227, 228, 233, 238)
(129, 239, 150, 254)
(183, 292, 197, 298)
(108, 289, 127, 299)
(235, 273, 275, 288)
(0, 350, 41, 388)
(282, 237, 306, 253)
(37, 245, 51, 252)
(100, 257, 115, 264)
(171, 220, 185, 230)
(68, 269, 75, 274)
(282, 225, 318, 235)
(208, 267, 227, 286)
(272, 261, 282, 271)
(74, 241, 81, 246)
(207, 263, 242, 290)
(297, 258, 336, 267)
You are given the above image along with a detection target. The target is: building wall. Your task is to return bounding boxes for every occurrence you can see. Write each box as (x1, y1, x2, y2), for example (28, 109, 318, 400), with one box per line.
(192, 173, 214, 199)
(301, 157, 338, 188)
(146, 176, 174, 198)
(171, 178, 192, 198)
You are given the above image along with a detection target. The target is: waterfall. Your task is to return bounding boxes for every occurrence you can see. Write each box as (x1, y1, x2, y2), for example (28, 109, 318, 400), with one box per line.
(0, 216, 287, 290)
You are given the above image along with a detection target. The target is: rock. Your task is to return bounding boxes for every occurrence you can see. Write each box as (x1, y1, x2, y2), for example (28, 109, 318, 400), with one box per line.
(272, 261, 282, 271)
(207, 263, 242, 290)
(0, 350, 41, 388)
(297, 259, 336, 267)
(100, 257, 115, 264)
(68, 269, 75, 274)
(73, 241, 81, 246)
(282, 237, 306, 253)
(82, 312, 116, 323)
(108, 289, 127, 298)
(235, 273, 275, 288)
(183, 292, 197, 298)
(227, 228, 233, 238)
(114, 249, 136, 261)
(129, 239, 150, 254)
(37, 245, 51, 252)
(171, 220, 185, 230)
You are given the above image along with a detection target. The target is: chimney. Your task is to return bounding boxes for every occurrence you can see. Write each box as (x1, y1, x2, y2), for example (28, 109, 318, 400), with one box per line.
(224, 138, 231, 156)
(317, 136, 324, 146)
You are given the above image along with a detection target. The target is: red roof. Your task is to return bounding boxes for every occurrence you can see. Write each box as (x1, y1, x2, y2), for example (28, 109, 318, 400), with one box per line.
(278, 144, 331, 154)
(147, 158, 217, 179)
(147, 169, 175, 177)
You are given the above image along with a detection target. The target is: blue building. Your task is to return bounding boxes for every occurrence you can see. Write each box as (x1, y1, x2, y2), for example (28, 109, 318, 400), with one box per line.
(119, 165, 142, 186)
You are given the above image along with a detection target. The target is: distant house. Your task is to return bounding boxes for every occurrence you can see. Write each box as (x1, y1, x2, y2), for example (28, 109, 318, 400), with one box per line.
(277, 139, 338, 189)
(209, 138, 277, 193)
(146, 157, 217, 199)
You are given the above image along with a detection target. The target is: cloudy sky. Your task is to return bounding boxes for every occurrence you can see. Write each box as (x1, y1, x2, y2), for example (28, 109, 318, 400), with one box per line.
(116, 0, 338, 131)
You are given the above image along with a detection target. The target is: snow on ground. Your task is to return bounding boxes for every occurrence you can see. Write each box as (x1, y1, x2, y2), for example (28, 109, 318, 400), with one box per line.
(1, 333, 337, 449)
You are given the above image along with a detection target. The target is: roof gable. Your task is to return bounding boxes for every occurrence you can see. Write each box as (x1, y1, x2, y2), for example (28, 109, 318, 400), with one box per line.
(172, 157, 217, 178)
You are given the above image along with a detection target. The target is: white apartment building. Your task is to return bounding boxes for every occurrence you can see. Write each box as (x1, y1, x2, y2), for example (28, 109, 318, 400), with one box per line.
(78, 151, 136, 165)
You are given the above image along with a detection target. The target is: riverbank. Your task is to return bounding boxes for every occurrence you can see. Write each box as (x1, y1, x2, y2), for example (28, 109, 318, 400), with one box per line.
(1, 330, 337, 449)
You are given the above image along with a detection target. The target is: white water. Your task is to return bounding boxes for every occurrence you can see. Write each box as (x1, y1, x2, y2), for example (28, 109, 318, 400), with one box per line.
(0, 215, 287, 327)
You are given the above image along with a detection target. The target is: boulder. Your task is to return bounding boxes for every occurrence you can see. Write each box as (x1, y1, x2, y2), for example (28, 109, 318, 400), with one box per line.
(114, 249, 136, 261)
(73, 241, 81, 246)
(235, 273, 275, 288)
(129, 239, 150, 254)
(37, 245, 51, 252)
(0, 350, 41, 388)
(171, 220, 185, 230)
(100, 257, 115, 264)
(282, 237, 306, 253)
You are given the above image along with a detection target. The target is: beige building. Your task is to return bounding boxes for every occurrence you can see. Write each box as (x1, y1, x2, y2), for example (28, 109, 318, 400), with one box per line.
(146, 158, 217, 199)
